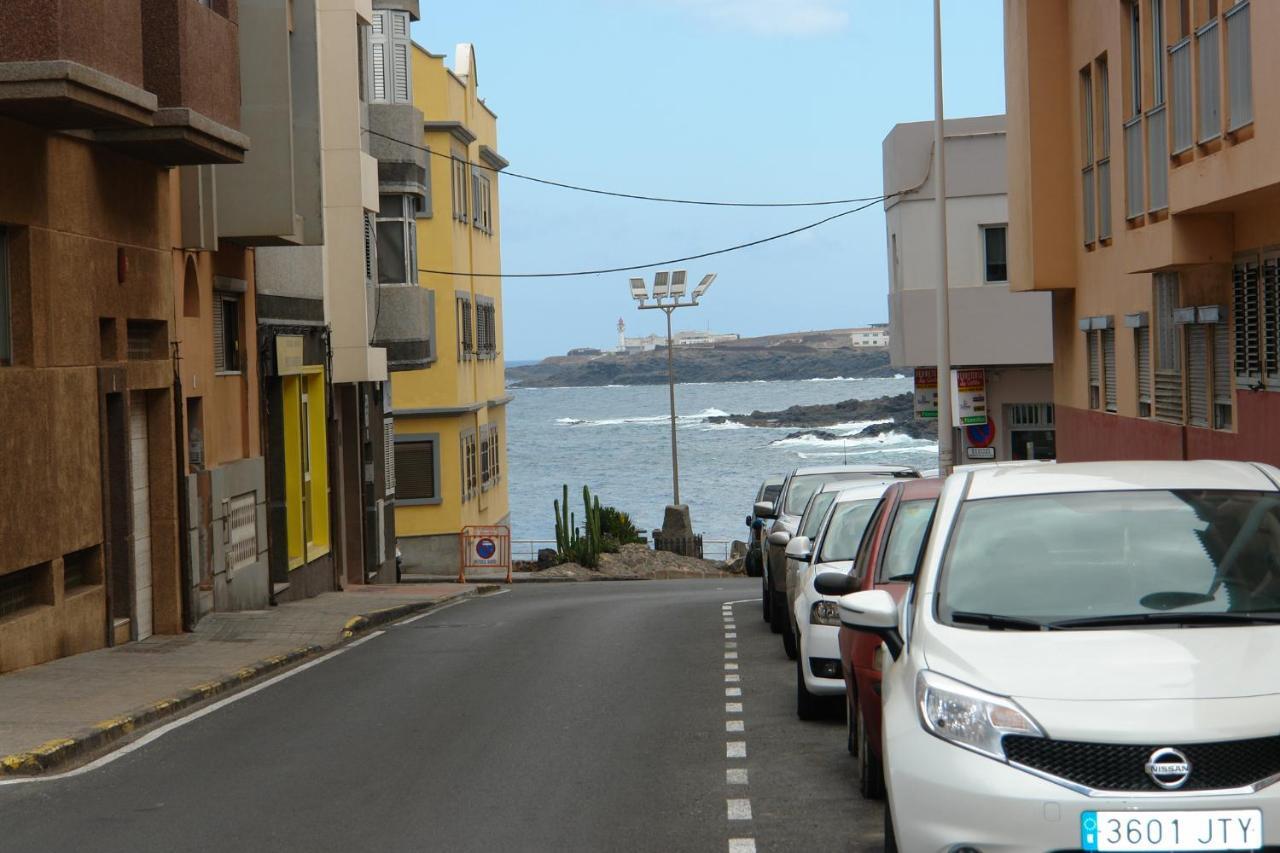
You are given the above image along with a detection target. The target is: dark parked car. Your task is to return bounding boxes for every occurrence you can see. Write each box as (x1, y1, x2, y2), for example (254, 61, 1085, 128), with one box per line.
(744, 476, 783, 578)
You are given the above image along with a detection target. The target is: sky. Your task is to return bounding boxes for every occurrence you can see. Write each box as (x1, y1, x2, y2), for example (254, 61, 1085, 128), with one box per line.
(410, 0, 1006, 361)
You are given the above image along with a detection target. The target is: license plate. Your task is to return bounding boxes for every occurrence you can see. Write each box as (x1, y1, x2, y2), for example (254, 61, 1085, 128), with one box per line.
(1081, 810, 1263, 851)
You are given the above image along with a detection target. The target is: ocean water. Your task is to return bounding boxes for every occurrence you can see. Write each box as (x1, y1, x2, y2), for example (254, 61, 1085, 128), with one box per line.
(504, 376, 938, 552)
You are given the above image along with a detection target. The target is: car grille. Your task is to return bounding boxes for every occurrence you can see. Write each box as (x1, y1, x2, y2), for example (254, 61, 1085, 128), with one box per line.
(1003, 734, 1280, 792)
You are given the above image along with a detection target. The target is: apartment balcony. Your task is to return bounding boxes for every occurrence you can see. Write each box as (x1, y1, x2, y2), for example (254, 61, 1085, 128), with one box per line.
(888, 285, 1054, 369)
(370, 284, 435, 372)
(0, 0, 156, 129)
(97, 0, 248, 165)
(369, 102, 429, 205)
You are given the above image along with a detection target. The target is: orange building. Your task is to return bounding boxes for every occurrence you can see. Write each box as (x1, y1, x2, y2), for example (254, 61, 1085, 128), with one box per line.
(1005, 0, 1278, 463)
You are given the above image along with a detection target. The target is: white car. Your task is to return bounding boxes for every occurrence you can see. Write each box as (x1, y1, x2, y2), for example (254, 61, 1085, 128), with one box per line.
(789, 481, 894, 719)
(838, 460, 1280, 852)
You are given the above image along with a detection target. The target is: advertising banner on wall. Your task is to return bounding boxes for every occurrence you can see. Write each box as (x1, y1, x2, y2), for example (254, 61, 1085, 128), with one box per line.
(952, 368, 988, 427)
(913, 367, 938, 419)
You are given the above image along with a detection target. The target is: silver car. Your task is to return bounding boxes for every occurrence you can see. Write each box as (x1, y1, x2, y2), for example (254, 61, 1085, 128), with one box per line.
(756, 464, 918, 634)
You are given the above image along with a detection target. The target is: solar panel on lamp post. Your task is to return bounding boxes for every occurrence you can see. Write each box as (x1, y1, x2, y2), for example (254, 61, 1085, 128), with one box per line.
(631, 271, 716, 527)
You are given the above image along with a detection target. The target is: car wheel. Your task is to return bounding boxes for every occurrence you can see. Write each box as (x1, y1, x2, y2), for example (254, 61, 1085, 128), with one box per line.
(857, 704, 886, 800)
(782, 615, 797, 660)
(796, 648, 822, 720)
(769, 590, 785, 634)
(744, 547, 762, 578)
(846, 693, 857, 756)
(762, 572, 771, 623)
(883, 801, 899, 853)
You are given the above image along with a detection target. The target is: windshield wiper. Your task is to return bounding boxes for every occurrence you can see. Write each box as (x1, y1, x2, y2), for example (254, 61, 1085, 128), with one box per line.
(1050, 611, 1280, 630)
(949, 611, 1050, 631)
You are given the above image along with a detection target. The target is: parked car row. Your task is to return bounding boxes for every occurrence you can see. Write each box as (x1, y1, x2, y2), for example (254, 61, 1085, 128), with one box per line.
(749, 459, 1280, 851)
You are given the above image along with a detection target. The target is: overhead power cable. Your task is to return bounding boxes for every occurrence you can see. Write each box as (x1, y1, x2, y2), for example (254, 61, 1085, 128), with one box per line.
(416, 196, 889, 279)
(366, 127, 885, 208)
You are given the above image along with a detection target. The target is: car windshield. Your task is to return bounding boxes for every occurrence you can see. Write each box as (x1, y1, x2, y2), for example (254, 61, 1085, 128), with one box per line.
(762, 483, 782, 503)
(784, 473, 873, 516)
(939, 490, 1280, 628)
(799, 492, 838, 539)
(819, 499, 879, 563)
(877, 498, 937, 582)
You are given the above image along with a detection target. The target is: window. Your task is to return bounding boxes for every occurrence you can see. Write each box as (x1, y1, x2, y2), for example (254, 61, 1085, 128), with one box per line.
(1129, 1, 1143, 115)
(1103, 325, 1118, 412)
(1196, 12, 1221, 143)
(981, 225, 1007, 283)
(1125, 4, 1146, 220)
(1146, 0, 1170, 212)
(475, 301, 497, 357)
(376, 194, 417, 285)
(1007, 403, 1057, 460)
(457, 296, 474, 359)
(0, 562, 52, 618)
(394, 435, 439, 503)
(1134, 322, 1153, 417)
(368, 10, 412, 105)
(818, 499, 878, 564)
(1153, 272, 1184, 422)
(1213, 315, 1233, 429)
(878, 499, 937, 583)
(460, 430, 478, 501)
(283, 372, 329, 564)
(470, 173, 493, 234)
(1225, 0, 1252, 131)
(1187, 322, 1210, 426)
(1086, 327, 1101, 410)
(0, 228, 10, 365)
(480, 424, 501, 490)
(451, 155, 469, 222)
(1169, 16, 1194, 153)
(363, 211, 376, 289)
(1096, 56, 1113, 240)
(213, 293, 241, 373)
(1232, 253, 1280, 389)
(1151, 0, 1166, 105)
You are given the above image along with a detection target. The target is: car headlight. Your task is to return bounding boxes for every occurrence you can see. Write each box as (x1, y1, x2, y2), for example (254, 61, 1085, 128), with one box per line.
(809, 600, 840, 626)
(915, 670, 1043, 760)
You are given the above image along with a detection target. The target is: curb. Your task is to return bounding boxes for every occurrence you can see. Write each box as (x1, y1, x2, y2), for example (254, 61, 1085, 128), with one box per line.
(0, 586, 498, 777)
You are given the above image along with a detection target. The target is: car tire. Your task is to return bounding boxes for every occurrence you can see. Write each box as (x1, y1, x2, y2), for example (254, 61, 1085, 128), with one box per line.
(846, 693, 857, 756)
(762, 572, 771, 623)
(782, 616, 797, 660)
(883, 802, 899, 853)
(796, 648, 822, 720)
(857, 704, 886, 800)
(769, 590, 785, 634)
(744, 547, 762, 578)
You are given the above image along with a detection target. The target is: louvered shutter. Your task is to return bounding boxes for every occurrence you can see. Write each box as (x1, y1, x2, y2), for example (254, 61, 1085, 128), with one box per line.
(1234, 258, 1260, 382)
(384, 419, 396, 497)
(370, 12, 388, 102)
(213, 297, 226, 372)
(1103, 327, 1117, 412)
(1188, 324, 1210, 427)
(390, 11, 411, 104)
(1214, 319, 1233, 429)
(1154, 273, 1184, 423)
(1086, 330, 1100, 409)
(1264, 258, 1280, 382)
(395, 440, 435, 500)
(1135, 325, 1152, 415)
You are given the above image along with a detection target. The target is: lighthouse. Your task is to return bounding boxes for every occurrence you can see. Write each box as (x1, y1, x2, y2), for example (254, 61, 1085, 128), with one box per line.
(617, 318, 626, 353)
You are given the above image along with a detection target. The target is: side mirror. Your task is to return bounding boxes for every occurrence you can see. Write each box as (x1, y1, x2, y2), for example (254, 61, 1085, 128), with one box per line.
(814, 571, 857, 597)
(784, 536, 812, 562)
(838, 589, 903, 660)
(753, 501, 777, 520)
(745, 515, 752, 527)
(768, 530, 792, 548)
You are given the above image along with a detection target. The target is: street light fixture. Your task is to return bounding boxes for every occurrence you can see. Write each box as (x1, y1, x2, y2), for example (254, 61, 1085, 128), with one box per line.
(630, 269, 716, 512)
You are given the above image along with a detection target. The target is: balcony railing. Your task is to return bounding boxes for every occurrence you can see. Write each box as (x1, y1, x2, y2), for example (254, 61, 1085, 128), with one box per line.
(1197, 19, 1221, 144)
(1146, 105, 1168, 212)
(1226, 0, 1253, 131)
(1097, 157, 1112, 240)
(1124, 116, 1144, 220)
(1082, 165, 1096, 245)
(1169, 38, 1193, 154)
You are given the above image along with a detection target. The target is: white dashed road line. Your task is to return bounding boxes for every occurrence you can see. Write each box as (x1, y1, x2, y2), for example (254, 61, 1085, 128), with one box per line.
(721, 598, 757, 852)
(727, 768, 749, 785)
(727, 799, 753, 820)
(729, 839, 757, 853)
(726, 741, 747, 758)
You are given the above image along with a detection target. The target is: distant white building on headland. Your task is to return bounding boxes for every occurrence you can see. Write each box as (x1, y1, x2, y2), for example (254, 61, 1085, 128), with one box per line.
(612, 319, 739, 353)
(849, 326, 890, 348)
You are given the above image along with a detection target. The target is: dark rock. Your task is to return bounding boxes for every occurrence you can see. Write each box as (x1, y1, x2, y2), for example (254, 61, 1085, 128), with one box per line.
(536, 548, 559, 569)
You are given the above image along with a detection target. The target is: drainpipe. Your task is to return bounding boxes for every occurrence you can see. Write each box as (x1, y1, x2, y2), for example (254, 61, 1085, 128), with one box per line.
(172, 341, 195, 632)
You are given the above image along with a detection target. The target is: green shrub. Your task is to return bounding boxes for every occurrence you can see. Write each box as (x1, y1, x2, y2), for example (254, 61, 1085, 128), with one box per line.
(599, 506, 645, 546)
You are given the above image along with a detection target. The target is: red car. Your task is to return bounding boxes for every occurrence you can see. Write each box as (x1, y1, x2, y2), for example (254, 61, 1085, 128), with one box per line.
(835, 477, 941, 799)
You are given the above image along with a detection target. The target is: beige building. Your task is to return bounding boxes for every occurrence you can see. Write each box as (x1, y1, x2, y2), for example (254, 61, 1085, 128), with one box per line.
(884, 115, 1056, 462)
(1006, 0, 1276, 463)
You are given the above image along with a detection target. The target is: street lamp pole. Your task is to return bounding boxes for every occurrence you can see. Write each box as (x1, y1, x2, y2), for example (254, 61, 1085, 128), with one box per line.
(932, 0, 955, 475)
(631, 271, 716, 510)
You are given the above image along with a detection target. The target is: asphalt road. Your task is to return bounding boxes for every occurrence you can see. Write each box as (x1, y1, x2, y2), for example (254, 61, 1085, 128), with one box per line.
(0, 580, 885, 852)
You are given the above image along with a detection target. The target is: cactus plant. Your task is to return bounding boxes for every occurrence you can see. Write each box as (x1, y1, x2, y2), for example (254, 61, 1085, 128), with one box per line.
(551, 483, 609, 568)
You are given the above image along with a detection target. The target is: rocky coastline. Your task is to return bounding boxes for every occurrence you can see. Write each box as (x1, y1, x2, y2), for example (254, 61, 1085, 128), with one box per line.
(707, 393, 937, 440)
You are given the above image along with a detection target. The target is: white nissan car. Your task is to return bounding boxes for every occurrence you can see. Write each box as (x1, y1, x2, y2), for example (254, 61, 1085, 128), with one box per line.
(837, 461, 1280, 852)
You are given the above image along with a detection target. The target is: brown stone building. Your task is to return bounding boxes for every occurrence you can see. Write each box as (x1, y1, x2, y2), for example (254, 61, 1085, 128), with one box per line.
(0, 1, 247, 671)
(1005, 0, 1277, 463)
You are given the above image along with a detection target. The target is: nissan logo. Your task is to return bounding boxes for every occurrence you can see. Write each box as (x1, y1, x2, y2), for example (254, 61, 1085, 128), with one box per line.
(1145, 747, 1192, 789)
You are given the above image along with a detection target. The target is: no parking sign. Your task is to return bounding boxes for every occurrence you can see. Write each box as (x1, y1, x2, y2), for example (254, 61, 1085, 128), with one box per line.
(459, 525, 511, 584)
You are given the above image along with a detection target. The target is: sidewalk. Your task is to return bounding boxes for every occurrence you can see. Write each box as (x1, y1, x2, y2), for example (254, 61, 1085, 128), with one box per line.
(0, 583, 492, 775)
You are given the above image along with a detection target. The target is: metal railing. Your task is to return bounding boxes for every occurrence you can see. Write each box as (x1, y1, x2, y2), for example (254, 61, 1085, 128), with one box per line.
(1197, 19, 1221, 144)
(1226, 1, 1253, 131)
(1124, 116, 1145, 220)
(1146, 104, 1168, 212)
(510, 538, 738, 563)
(1169, 38, 1193, 154)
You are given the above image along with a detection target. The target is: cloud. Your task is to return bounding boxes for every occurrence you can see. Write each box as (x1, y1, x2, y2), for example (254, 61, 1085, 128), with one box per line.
(661, 0, 850, 37)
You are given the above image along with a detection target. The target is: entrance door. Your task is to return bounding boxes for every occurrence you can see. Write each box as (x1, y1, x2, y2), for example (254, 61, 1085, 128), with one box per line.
(129, 392, 153, 640)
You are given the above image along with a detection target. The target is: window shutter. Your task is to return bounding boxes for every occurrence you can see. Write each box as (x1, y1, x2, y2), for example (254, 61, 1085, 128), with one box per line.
(384, 420, 395, 497)
(1213, 319, 1233, 429)
(1135, 325, 1153, 415)
(392, 43, 410, 103)
(1234, 258, 1260, 382)
(1103, 327, 1117, 412)
(1154, 273, 1184, 423)
(213, 297, 226, 372)
(395, 440, 435, 500)
(1187, 324, 1210, 428)
(370, 12, 388, 103)
(1264, 257, 1280, 381)
(1087, 330, 1101, 410)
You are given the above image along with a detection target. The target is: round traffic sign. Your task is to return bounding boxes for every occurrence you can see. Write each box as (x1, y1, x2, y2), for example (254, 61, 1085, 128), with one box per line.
(966, 420, 996, 449)
(475, 538, 497, 560)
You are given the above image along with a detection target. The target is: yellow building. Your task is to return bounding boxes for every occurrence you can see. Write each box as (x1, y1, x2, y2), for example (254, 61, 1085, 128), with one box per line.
(392, 42, 510, 572)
